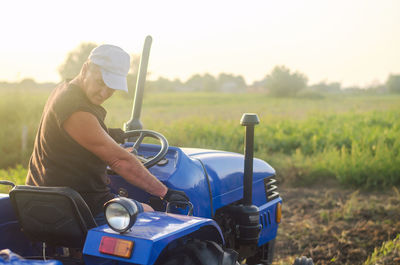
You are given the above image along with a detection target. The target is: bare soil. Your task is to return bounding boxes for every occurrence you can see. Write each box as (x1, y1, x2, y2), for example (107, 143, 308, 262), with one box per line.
(273, 184, 400, 265)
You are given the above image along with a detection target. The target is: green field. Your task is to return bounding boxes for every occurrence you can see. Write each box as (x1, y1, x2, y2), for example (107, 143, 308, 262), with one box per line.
(0, 88, 399, 192)
(1, 88, 399, 264)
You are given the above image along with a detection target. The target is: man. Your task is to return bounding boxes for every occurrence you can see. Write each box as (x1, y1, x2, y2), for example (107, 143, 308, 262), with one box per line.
(26, 44, 188, 223)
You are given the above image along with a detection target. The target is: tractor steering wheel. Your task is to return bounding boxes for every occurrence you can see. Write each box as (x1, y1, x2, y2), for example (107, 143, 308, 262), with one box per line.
(124, 130, 169, 168)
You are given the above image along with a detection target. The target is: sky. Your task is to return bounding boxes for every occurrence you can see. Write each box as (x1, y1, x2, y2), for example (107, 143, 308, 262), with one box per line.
(0, 0, 399, 87)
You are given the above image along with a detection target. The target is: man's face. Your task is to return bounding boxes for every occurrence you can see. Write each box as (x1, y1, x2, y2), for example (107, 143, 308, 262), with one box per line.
(82, 64, 115, 105)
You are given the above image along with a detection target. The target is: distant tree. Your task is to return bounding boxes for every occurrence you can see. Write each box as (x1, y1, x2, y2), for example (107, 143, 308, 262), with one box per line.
(386, 74, 400, 93)
(18, 78, 37, 89)
(249, 79, 268, 92)
(185, 73, 217, 91)
(184, 74, 202, 91)
(58, 42, 97, 80)
(309, 81, 341, 93)
(217, 73, 247, 92)
(148, 77, 183, 91)
(263, 66, 308, 97)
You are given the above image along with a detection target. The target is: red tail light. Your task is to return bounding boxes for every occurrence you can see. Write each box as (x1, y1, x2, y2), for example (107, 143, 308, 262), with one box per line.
(99, 236, 134, 258)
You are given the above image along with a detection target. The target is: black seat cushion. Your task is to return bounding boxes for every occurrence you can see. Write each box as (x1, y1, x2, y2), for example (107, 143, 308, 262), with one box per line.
(9, 186, 97, 248)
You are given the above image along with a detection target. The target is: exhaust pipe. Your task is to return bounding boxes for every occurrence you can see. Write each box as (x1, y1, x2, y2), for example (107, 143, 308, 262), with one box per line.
(124, 35, 153, 133)
(227, 113, 261, 247)
(240, 113, 259, 206)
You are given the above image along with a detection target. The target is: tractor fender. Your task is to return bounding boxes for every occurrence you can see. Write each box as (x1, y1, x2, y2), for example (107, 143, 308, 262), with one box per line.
(83, 211, 224, 265)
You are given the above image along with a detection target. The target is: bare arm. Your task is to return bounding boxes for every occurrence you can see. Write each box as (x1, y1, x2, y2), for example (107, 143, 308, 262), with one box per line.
(63, 111, 168, 198)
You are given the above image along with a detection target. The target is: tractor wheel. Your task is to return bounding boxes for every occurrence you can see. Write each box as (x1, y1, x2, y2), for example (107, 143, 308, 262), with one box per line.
(157, 239, 239, 265)
(246, 239, 276, 265)
(293, 256, 314, 265)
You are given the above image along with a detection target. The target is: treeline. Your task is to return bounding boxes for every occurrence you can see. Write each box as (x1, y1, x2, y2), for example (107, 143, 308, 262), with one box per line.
(2, 71, 399, 97)
(0, 79, 55, 90)
(140, 67, 400, 98)
(2, 42, 400, 97)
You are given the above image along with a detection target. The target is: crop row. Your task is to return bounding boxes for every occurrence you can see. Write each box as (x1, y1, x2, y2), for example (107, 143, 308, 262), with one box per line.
(0, 89, 399, 189)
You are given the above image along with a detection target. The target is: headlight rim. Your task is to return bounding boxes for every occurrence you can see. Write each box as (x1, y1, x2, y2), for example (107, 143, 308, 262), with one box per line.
(104, 197, 139, 233)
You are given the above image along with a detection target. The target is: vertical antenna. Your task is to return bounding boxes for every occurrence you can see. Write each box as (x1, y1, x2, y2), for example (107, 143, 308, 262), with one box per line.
(124, 35, 153, 132)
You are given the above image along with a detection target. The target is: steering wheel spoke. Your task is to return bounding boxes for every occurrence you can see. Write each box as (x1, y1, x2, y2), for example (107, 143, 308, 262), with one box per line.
(136, 155, 150, 164)
(132, 133, 145, 153)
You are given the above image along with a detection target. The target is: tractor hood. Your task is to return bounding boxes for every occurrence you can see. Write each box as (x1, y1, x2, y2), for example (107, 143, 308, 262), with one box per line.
(109, 144, 276, 218)
(181, 148, 276, 209)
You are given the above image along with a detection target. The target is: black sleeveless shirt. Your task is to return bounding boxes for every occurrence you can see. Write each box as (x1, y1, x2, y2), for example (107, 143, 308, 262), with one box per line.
(26, 81, 114, 216)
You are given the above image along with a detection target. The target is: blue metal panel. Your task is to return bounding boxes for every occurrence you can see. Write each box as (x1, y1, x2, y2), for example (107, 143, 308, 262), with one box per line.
(110, 145, 276, 216)
(257, 197, 282, 246)
(0, 249, 62, 265)
(182, 149, 275, 212)
(109, 145, 214, 218)
(83, 212, 223, 265)
(0, 195, 15, 224)
(0, 195, 38, 256)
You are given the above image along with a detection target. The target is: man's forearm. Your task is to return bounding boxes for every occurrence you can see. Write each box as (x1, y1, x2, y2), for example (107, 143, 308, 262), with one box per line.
(109, 155, 168, 198)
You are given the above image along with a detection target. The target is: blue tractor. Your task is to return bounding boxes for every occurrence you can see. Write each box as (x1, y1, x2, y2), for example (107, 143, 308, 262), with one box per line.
(0, 36, 312, 265)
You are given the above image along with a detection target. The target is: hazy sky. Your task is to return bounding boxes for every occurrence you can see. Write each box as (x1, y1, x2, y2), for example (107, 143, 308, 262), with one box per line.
(0, 0, 399, 87)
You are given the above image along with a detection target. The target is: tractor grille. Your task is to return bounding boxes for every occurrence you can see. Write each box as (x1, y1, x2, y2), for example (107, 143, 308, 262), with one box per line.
(264, 177, 279, 202)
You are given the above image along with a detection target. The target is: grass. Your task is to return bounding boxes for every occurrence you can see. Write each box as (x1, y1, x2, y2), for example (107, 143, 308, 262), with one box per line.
(0, 89, 48, 169)
(0, 88, 399, 189)
(275, 186, 400, 264)
(0, 165, 27, 193)
(363, 234, 400, 265)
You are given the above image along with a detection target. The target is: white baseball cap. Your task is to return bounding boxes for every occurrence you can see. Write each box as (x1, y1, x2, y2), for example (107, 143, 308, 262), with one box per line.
(89, 44, 130, 92)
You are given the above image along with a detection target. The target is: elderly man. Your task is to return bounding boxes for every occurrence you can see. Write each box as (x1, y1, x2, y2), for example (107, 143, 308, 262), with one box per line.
(26, 44, 187, 224)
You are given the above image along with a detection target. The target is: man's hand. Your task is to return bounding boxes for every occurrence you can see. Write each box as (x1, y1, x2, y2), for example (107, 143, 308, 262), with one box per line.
(108, 128, 126, 144)
(163, 188, 190, 202)
(141, 202, 154, 212)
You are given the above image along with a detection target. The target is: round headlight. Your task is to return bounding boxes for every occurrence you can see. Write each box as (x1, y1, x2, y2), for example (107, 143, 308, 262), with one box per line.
(104, 197, 139, 233)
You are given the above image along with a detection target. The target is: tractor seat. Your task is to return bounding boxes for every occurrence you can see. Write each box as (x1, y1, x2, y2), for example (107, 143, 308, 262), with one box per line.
(9, 185, 97, 249)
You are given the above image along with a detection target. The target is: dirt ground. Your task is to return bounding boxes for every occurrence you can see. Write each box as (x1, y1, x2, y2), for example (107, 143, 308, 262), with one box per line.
(273, 184, 400, 265)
